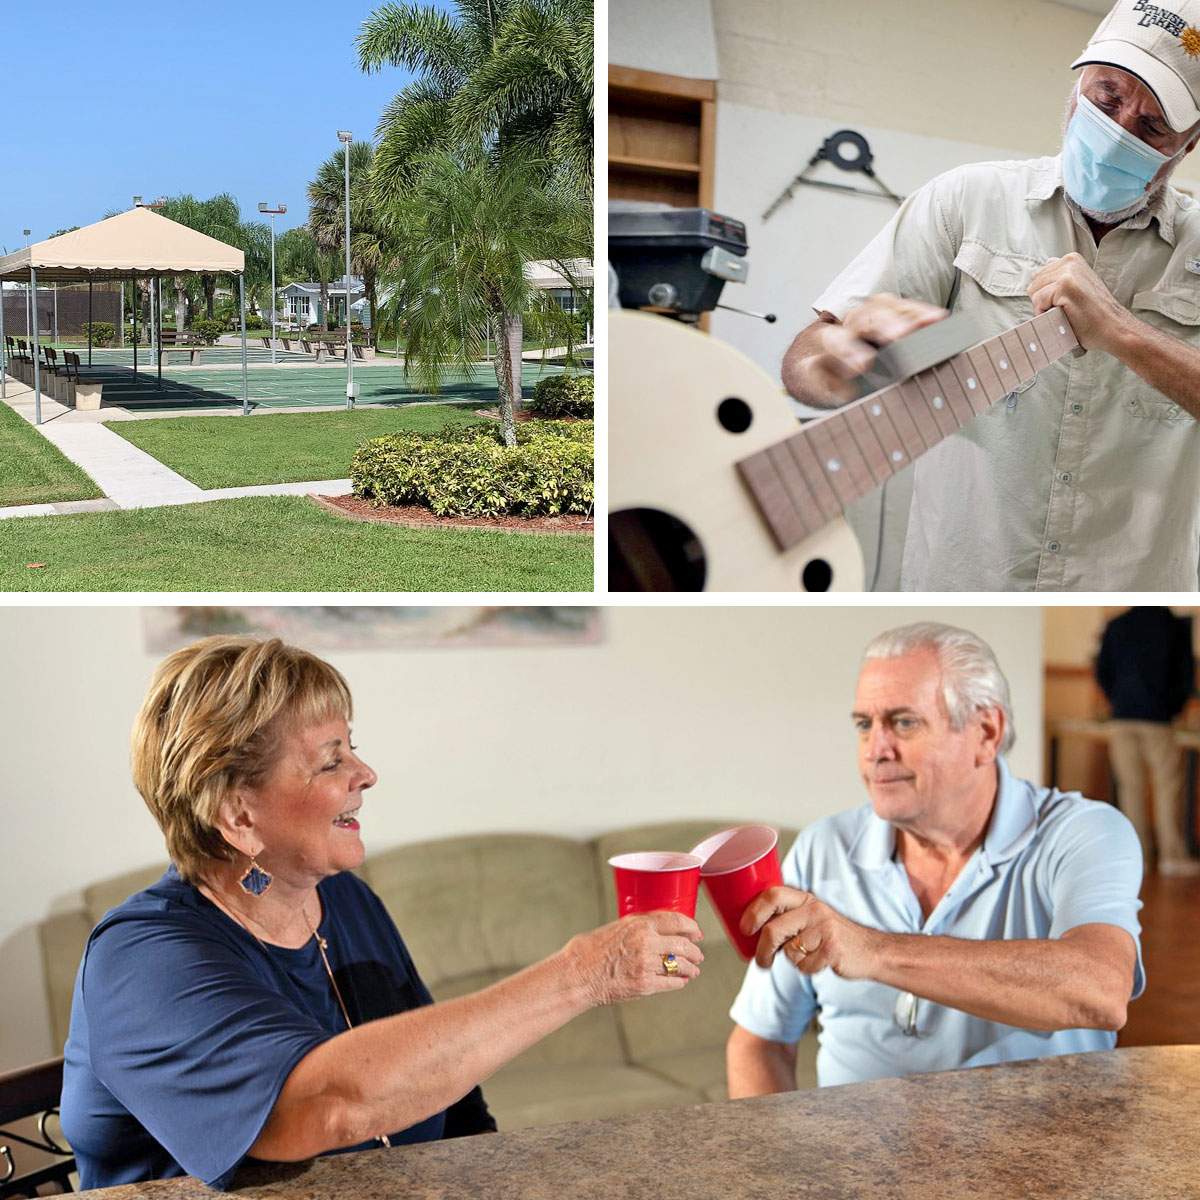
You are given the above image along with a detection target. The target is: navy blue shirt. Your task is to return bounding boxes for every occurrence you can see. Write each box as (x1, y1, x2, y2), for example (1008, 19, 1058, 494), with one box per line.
(1097, 607, 1194, 723)
(61, 867, 493, 1191)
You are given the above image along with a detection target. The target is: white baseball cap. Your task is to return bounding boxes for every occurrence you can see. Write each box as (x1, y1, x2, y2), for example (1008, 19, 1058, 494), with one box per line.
(1072, 0, 1200, 132)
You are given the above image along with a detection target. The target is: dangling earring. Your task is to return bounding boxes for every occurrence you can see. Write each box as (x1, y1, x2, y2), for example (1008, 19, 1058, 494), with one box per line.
(239, 855, 273, 896)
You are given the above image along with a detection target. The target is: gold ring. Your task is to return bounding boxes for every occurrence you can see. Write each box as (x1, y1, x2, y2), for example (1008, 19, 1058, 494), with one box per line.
(662, 953, 680, 976)
(793, 940, 809, 958)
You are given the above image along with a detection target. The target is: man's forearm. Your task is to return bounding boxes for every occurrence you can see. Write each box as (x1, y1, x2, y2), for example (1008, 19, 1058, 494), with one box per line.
(781, 315, 843, 408)
(1108, 314, 1200, 418)
(867, 927, 1130, 1032)
(726, 1026, 799, 1098)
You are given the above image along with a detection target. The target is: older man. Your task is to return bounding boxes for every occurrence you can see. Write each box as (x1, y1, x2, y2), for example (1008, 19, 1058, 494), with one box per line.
(727, 623, 1144, 1093)
(782, 0, 1200, 590)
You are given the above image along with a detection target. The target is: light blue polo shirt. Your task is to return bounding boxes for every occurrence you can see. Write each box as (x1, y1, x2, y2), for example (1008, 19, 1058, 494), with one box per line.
(730, 758, 1145, 1086)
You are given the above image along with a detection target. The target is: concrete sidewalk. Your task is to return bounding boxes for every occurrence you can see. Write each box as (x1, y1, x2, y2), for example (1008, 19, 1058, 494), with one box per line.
(1, 376, 351, 520)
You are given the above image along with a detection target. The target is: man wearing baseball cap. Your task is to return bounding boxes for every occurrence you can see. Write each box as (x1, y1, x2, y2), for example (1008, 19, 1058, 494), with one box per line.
(782, 0, 1200, 591)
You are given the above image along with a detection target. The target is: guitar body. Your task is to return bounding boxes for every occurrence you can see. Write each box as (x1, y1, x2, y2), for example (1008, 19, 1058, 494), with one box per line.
(609, 309, 865, 592)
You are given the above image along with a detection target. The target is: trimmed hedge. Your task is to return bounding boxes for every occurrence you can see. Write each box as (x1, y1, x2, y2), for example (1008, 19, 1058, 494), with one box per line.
(82, 321, 115, 348)
(528, 373, 593, 419)
(192, 318, 224, 345)
(351, 420, 594, 518)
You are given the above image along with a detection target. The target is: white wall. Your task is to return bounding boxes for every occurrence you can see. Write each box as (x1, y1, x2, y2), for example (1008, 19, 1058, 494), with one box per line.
(609, 0, 719, 80)
(0, 605, 1043, 1068)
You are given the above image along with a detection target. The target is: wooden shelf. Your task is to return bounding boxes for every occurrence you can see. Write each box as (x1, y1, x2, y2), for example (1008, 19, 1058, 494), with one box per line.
(609, 154, 701, 177)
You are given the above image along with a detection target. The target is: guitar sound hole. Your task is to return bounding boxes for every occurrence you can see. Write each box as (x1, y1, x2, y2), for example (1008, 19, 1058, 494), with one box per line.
(609, 508, 707, 591)
(717, 397, 753, 434)
(801, 558, 833, 591)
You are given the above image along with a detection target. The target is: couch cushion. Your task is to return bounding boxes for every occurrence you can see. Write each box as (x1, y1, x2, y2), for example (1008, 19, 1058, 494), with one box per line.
(362, 833, 604, 990)
(638, 1028, 820, 1104)
(433, 970, 624, 1066)
(481, 1062, 701, 1131)
(594, 823, 798, 1064)
(85, 864, 167, 925)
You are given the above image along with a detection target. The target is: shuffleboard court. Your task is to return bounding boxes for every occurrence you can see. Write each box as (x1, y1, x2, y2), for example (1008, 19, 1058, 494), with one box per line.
(59, 361, 570, 413)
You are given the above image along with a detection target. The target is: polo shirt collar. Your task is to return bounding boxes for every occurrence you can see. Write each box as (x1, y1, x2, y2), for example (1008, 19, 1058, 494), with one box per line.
(1027, 154, 1178, 247)
(848, 757, 1037, 869)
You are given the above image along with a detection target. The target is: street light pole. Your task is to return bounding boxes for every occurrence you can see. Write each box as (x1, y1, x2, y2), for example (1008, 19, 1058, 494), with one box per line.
(23, 228, 31, 336)
(258, 202, 287, 367)
(337, 130, 354, 411)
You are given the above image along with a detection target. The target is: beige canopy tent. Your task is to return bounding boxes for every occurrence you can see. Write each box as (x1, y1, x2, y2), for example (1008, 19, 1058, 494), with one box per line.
(0, 207, 248, 424)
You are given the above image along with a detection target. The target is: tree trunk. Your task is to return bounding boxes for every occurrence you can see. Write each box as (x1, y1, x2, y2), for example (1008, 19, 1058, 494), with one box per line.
(493, 309, 519, 447)
(318, 281, 329, 330)
(202, 275, 215, 319)
(507, 312, 523, 411)
(174, 281, 187, 331)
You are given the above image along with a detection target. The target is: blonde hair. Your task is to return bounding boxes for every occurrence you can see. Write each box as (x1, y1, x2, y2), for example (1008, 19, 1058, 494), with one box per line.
(131, 636, 353, 883)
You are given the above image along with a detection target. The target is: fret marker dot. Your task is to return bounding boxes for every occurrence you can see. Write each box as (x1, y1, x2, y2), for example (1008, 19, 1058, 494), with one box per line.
(999, 359, 1009, 369)
(932, 396, 944, 409)
(1029, 342, 1037, 351)
(967, 378, 977, 389)
(871, 404, 882, 416)
(891, 450, 903, 462)
(827, 458, 841, 472)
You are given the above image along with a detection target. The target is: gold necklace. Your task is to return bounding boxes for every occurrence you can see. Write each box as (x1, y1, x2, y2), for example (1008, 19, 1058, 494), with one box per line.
(206, 885, 393, 1149)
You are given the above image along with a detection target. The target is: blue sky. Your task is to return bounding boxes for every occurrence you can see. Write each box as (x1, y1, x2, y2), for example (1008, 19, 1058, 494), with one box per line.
(1, 0, 449, 252)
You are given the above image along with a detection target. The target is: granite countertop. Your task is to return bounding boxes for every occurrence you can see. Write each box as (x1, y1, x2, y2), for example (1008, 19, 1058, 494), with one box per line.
(91, 1045, 1200, 1199)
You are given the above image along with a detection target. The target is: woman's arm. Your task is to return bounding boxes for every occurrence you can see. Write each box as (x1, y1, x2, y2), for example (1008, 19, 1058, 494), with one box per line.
(251, 911, 702, 1160)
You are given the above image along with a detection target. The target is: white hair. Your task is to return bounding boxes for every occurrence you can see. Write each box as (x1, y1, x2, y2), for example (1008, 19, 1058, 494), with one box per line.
(862, 622, 1015, 754)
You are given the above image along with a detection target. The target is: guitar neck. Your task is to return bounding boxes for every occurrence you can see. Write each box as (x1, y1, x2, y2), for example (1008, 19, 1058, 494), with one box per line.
(736, 307, 1080, 552)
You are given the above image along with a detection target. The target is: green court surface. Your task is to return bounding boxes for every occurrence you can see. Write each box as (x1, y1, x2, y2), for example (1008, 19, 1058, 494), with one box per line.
(0, 496, 593, 592)
(57, 359, 567, 412)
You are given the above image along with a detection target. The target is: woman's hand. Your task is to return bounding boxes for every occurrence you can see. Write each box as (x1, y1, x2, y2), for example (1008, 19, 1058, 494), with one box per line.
(564, 912, 704, 1006)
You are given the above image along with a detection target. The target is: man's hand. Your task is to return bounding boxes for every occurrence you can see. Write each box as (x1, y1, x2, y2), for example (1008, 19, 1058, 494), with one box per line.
(783, 294, 948, 406)
(740, 886, 884, 979)
(1026, 253, 1133, 354)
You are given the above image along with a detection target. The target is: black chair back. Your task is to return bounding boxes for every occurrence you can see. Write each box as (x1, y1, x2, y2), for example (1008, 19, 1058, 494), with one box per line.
(0, 1057, 75, 1197)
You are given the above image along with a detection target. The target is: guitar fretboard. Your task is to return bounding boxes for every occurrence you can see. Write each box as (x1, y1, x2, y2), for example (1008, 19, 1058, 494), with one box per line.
(736, 307, 1079, 551)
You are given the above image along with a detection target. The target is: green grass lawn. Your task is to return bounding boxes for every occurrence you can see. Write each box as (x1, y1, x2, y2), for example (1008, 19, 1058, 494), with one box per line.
(0, 496, 592, 591)
(109, 404, 484, 489)
(0, 403, 102, 507)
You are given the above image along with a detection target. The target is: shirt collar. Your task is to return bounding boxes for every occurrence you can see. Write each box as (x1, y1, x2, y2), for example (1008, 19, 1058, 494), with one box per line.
(848, 756, 1037, 870)
(1027, 153, 1179, 247)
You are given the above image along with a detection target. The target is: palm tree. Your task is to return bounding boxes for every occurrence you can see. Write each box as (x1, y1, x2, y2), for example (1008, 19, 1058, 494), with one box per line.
(156, 194, 270, 327)
(276, 227, 341, 329)
(307, 142, 392, 340)
(358, 0, 594, 397)
(380, 148, 588, 446)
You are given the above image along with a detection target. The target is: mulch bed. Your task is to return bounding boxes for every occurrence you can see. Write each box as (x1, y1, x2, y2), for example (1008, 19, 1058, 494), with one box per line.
(311, 493, 591, 535)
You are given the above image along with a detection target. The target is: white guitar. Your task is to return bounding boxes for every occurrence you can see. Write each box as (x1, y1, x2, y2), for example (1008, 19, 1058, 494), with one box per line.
(609, 306, 1081, 591)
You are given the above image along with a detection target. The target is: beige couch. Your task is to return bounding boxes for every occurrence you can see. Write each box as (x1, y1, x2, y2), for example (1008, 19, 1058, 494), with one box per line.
(39, 821, 817, 1130)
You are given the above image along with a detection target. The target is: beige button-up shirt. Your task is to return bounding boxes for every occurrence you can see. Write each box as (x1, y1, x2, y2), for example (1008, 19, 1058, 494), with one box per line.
(813, 155, 1200, 591)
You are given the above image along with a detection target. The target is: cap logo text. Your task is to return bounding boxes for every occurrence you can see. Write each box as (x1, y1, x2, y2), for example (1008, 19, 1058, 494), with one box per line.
(1133, 0, 1187, 38)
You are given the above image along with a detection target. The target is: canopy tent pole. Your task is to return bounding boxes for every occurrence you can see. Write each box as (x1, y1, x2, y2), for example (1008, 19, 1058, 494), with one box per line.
(87, 278, 93, 366)
(239, 274, 249, 416)
(1, 282, 7, 400)
(120, 284, 124, 347)
(53, 284, 58, 346)
(156, 276, 162, 387)
(132, 277, 138, 377)
(31, 267, 42, 426)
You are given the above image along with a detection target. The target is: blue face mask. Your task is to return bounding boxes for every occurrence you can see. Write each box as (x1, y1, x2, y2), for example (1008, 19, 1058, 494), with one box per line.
(1062, 90, 1169, 215)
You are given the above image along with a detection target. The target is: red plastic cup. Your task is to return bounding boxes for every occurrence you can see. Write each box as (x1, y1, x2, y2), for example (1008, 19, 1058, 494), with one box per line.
(690, 825, 783, 960)
(609, 851, 703, 918)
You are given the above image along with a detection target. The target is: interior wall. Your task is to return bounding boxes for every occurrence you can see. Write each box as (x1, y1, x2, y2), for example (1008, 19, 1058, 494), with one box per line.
(0, 605, 1042, 1069)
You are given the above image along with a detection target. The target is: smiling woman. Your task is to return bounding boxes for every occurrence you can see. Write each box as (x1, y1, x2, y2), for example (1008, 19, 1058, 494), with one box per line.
(58, 636, 704, 1192)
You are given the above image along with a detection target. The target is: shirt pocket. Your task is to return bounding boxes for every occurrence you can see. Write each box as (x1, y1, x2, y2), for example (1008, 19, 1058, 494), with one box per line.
(952, 241, 1044, 398)
(1126, 289, 1200, 427)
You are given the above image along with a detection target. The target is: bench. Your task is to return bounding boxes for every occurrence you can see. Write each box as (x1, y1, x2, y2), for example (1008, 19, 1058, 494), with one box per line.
(61, 351, 105, 409)
(158, 329, 209, 365)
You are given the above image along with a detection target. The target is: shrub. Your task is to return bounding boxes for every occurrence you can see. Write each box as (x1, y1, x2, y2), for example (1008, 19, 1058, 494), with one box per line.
(192, 318, 225, 345)
(82, 321, 115, 348)
(529, 373, 594, 419)
(351, 421, 593, 518)
(244, 313, 265, 330)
